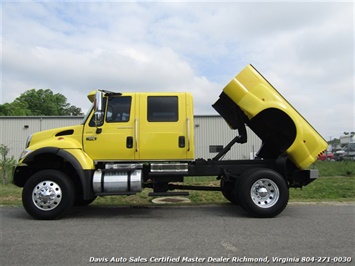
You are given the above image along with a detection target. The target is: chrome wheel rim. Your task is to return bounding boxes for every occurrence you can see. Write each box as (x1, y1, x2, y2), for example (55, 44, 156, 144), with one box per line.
(32, 181, 62, 211)
(250, 178, 279, 208)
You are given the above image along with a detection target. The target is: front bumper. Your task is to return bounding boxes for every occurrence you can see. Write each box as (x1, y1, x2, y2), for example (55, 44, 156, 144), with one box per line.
(12, 164, 31, 187)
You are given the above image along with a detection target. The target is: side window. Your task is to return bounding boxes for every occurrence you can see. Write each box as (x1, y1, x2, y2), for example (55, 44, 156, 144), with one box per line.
(147, 96, 178, 122)
(106, 96, 131, 122)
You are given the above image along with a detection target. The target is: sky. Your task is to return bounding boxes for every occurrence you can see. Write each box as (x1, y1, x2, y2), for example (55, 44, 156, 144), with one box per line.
(1, 0, 354, 141)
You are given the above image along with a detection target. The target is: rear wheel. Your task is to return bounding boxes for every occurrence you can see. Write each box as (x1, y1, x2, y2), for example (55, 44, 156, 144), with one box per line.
(236, 168, 289, 218)
(22, 170, 75, 220)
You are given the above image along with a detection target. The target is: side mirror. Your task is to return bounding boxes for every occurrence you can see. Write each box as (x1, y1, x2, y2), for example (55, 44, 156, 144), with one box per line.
(94, 91, 104, 127)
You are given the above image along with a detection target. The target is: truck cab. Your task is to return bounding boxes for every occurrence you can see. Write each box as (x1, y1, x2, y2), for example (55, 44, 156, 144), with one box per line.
(84, 91, 194, 161)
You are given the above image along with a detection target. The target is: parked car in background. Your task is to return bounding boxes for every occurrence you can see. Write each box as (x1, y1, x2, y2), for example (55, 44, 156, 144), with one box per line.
(343, 143, 355, 160)
(334, 150, 345, 161)
(318, 151, 334, 161)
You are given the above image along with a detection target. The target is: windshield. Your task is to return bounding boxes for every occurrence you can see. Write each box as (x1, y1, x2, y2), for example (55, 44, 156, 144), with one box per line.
(82, 104, 94, 125)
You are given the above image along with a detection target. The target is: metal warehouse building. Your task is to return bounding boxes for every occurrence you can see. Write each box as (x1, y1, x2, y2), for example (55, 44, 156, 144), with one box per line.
(0, 116, 262, 161)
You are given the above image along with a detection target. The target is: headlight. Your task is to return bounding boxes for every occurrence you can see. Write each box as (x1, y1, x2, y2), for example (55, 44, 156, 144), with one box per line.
(19, 149, 32, 161)
(25, 135, 32, 148)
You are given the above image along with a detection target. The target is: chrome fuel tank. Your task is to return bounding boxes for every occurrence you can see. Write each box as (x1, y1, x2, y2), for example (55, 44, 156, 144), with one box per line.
(93, 169, 143, 194)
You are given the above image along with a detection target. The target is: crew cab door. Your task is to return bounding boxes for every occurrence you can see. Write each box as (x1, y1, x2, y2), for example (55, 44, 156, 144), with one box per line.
(83, 95, 136, 161)
(136, 93, 194, 160)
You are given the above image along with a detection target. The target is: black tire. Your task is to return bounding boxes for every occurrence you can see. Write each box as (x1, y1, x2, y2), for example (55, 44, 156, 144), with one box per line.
(220, 178, 239, 204)
(236, 168, 289, 218)
(22, 170, 75, 220)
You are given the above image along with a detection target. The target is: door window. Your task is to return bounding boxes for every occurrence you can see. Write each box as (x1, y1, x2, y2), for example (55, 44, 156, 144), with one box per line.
(106, 97, 132, 122)
(147, 96, 178, 122)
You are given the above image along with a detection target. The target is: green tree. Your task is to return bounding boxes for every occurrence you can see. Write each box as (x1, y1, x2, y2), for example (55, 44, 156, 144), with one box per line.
(0, 89, 83, 116)
(0, 101, 31, 116)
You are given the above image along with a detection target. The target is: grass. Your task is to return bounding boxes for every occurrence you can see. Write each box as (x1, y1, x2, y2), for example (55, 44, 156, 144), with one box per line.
(314, 160, 355, 177)
(0, 184, 23, 206)
(1, 161, 354, 206)
(289, 176, 355, 202)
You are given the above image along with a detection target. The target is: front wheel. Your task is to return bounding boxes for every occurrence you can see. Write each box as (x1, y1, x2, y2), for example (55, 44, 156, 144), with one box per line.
(236, 168, 289, 218)
(22, 170, 75, 220)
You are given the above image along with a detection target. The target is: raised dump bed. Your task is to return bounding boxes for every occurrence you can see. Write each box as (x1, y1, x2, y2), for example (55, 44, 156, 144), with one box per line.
(213, 64, 328, 170)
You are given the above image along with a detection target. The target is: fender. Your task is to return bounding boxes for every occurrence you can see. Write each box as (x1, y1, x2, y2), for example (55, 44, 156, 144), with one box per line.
(15, 147, 95, 200)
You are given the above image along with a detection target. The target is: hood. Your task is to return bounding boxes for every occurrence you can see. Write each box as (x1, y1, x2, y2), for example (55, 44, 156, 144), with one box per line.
(29, 124, 84, 150)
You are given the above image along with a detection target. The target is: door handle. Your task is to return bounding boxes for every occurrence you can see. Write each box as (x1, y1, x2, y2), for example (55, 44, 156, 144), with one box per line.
(86, 136, 97, 141)
(178, 136, 185, 148)
(134, 118, 139, 152)
(186, 118, 190, 151)
(126, 136, 133, 148)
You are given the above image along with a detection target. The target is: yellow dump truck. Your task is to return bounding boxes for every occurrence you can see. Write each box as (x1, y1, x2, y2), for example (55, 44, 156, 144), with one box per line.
(13, 65, 327, 219)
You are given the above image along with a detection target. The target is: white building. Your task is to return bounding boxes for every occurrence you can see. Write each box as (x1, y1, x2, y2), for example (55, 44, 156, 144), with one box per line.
(0, 116, 261, 161)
